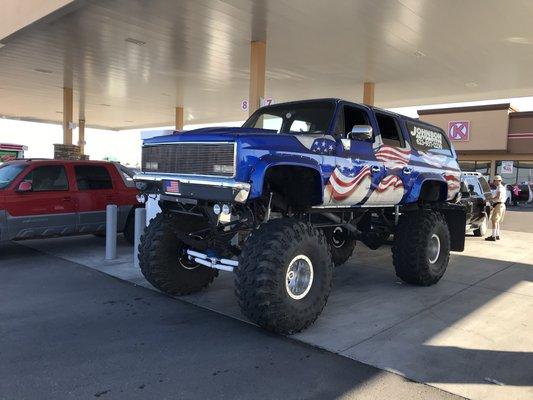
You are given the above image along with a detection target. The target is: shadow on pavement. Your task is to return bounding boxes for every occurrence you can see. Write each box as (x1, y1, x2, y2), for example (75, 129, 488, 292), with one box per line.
(0, 242, 461, 400)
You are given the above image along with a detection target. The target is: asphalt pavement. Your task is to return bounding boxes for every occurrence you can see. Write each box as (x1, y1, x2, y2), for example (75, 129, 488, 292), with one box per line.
(0, 242, 463, 400)
(499, 205, 533, 233)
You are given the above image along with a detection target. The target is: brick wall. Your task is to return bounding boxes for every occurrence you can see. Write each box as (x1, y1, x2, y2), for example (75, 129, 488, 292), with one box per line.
(53, 144, 82, 160)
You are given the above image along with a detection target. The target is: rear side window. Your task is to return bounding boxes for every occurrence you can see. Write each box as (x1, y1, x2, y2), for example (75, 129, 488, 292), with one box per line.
(406, 121, 452, 155)
(478, 177, 491, 193)
(75, 165, 113, 190)
(375, 113, 404, 147)
(23, 165, 68, 191)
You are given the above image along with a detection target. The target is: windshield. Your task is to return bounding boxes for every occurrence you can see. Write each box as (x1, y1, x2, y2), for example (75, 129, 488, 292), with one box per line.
(0, 163, 26, 189)
(242, 100, 335, 134)
(117, 164, 136, 187)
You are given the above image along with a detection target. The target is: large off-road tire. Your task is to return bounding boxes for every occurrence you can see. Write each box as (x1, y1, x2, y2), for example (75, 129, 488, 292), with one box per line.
(473, 214, 488, 237)
(324, 226, 356, 266)
(392, 210, 450, 286)
(235, 218, 333, 334)
(138, 213, 218, 295)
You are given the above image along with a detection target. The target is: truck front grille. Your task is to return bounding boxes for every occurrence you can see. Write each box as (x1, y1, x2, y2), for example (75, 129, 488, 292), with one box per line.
(141, 142, 235, 177)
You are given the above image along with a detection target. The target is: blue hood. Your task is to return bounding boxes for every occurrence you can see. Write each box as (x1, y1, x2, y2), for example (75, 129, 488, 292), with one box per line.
(143, 127, 278, 144)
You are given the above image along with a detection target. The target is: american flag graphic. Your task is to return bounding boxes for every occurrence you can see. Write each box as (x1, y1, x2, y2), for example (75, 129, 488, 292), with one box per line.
(375, 145, 411, 169)
(418, 151, 450, 168)
(444, 174, 460, 199)
(310, 139, 336, 155)
(164, 180, 180, 193)
(326, 165, 371, 201)
(375, 175, 403, 192)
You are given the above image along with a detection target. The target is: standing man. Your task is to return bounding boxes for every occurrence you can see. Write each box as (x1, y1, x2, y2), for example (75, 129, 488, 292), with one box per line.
(485, 175, 506, 241)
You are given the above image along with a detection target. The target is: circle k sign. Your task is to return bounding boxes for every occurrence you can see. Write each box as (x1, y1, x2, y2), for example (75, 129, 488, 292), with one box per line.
(448, 121, 470, 141)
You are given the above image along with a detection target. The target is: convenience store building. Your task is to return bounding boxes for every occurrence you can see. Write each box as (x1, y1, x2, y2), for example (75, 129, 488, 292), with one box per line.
(419, 104, 533, 184)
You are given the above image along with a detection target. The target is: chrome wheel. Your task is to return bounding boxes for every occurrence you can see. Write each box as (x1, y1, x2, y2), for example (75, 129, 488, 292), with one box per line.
(428, 233, 441, 264)
(285, 254, 314, 300)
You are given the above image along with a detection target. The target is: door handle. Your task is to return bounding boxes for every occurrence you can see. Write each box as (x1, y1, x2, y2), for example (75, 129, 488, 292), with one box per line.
(403, 167, 413, 175)
(63, 196, 72, 201)
(371, 165, 381, 173)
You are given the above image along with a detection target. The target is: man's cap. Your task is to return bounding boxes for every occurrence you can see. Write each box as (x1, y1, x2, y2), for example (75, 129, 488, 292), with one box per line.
(494, 175, 503, 181)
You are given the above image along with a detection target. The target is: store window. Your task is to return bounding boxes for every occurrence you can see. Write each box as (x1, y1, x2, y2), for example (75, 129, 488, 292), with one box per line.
(475, 161, 491, 176)
(458, 161, 491, 178)
(458, 161, 475, 172)
(496, 161, 533, 184)
(517, 161, 533, 184)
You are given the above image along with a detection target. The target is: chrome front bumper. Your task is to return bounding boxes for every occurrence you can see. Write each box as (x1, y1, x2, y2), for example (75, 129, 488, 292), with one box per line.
(133, 172, 251, 203)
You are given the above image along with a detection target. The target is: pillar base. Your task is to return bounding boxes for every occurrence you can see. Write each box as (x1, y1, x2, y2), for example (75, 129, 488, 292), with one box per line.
(53, 144, 83, 160)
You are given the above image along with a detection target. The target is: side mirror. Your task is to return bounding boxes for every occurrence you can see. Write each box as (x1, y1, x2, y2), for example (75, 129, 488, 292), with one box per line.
(17, 181, 32, 192)
(348, 125, 373, 141)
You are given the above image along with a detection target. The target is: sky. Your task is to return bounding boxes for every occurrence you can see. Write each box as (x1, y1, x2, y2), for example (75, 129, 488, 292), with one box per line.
(2, 95, 533, 167)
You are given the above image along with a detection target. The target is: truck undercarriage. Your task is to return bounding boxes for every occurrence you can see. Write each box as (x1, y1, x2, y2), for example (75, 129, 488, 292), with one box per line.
(136, 187, 465, 335)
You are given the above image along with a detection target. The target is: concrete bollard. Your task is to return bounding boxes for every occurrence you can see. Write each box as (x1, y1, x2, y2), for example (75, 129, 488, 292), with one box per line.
(105, 204, 118, 260)
(133, 207, 147, 269)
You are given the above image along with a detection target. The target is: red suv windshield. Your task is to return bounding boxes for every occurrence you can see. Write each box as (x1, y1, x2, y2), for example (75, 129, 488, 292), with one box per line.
(0, 163, 26, 189)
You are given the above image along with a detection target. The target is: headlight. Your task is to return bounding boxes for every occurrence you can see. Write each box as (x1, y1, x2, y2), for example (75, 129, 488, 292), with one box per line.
(213, 164, 234, 174)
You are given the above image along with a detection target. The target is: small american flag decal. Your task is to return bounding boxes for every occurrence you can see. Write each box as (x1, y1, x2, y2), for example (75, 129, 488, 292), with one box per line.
(164, 180, 180, 194)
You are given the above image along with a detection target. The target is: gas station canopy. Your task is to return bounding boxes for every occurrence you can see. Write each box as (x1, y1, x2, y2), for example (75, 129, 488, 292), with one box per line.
(2, 0, 533, 130)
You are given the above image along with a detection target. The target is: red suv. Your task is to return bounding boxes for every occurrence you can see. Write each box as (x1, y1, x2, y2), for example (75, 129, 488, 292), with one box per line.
(0, 159, 142, 244)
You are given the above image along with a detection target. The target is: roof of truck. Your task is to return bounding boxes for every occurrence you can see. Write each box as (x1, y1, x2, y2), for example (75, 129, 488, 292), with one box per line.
(257, 98, 444, 132)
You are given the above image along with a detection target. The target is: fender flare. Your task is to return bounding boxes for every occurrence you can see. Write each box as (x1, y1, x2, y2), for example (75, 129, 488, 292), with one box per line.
(248, 154, 324, 200)
(406, 174, 448, 203)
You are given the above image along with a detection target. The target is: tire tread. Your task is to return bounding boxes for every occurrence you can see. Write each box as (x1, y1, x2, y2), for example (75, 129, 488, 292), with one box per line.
(235, 218, 333, 334)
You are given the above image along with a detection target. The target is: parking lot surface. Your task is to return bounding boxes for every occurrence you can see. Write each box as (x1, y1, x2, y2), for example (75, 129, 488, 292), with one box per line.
(0, 242, 461, 400)
(4, 208, 533, 400)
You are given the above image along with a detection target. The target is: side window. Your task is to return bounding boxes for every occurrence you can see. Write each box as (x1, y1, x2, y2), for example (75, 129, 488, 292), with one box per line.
(75, 165, 113, 190)
(406, 121, 452, 155)
(334, 105, 371, 139)
(375, 113, 404, 147)
(23, 165, 68, 191)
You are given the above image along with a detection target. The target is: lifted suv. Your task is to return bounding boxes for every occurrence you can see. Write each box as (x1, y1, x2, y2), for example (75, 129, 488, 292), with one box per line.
(135, 98, 466, 334)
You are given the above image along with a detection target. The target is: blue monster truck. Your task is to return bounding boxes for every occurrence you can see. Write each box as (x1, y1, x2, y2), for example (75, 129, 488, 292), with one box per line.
(135, 98, 465, 334)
